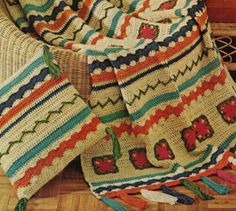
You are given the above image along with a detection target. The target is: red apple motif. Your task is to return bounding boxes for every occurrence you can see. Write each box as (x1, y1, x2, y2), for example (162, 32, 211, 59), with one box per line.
(154, 139, 175, 160)
(217, 96, 236, 123)
(129, 148, 153, 169)
(181, 127, 197, 152)
(92, 155, 118, 175)
(138, 23, 159, 40)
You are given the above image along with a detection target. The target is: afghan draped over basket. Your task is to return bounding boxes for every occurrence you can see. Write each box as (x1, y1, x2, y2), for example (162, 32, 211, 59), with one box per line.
(2, 0, 236, 210)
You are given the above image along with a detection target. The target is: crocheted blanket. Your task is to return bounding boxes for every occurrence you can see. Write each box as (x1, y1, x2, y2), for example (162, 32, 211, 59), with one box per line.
(4, 0, 236, 209)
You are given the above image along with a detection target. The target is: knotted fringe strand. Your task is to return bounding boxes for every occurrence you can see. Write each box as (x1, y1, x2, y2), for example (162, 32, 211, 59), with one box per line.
(160, 185, 195, 205)
(180, 179, 214, 200)
(14, 198, 28, 211)
(100, 196, 128, 211)
(201, 176, 231, 195)
(106, 127, 122, 160)
(217, 170, 236, 184)
(118, 192, 148, 211)
(43, 45, 61, 77)
(140, 189, 178, 205)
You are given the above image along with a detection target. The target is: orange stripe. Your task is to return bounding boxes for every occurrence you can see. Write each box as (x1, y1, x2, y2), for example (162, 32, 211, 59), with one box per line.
(105, 151, 233, 197)
(114, 11, 208, 81)
(132, 0, 150, 18)
(91, 71, 116, 83)
(0, 76, 66, 129)
(78, 0, 92, 19)
(13, 117, 101, 189)
(91, 34, 104, 45)
(35, 10, 75, 34)
(118, 29, 199, 81)
(116, 15, 132, 39)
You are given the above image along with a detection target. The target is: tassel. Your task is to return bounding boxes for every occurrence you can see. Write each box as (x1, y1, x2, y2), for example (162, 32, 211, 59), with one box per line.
(217, 170, 236, 184)
(43, 45, 61, 77)
(140, 189, 178, 205)
(180, 179, 214, 200)
(201, 176, 231, 195)
(100, 196, 128, 211)
(160, 185, 195, 205)
(118, 192, 148, 211)
(14, 198, 28, 211)
(106, 127, 122, 160)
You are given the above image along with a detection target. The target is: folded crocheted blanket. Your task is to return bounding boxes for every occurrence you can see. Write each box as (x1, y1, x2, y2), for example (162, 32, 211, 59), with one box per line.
(3, 0, 236, 210)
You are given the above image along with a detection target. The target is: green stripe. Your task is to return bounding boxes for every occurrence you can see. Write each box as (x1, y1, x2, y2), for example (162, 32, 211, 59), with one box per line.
(107, 11, 123, 37)
(7, 106, 92, 177)
(220, 131, 236, 150)
(184, 145, 213, 169)
(81, 29, 96, 44)
(178, 59, 220, 92)
(0, 56, 45, 98)
(16, 17, 28, 27)
(23, 0, 54, 13)
(127, 0, 140, 13)
(91, 163, 180, 187)
(170, 17, 185, 33)
(100, 110, 128, 123)
(130, 58, 221, 120)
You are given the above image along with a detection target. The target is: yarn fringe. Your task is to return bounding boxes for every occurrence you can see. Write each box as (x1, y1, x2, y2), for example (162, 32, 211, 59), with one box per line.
(106, 127, 122, 160)
(140, 189, 178, 205)
(160, 185, 195, 205)
(14, 198, 28, 211)
(118, 192, 148, 211)
(181, 179, 214, 200)
(201, 176, 230, 195)
(100, 196, 128, 211)
(217, 170, 236, 184)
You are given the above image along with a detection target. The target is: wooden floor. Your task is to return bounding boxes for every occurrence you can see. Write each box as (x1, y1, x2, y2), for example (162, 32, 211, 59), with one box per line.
(1, 160, 236, 211)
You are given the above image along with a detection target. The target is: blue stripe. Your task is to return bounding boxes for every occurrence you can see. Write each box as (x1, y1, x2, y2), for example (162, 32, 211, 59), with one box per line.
(93, 147, 224, 193)
(118, 36, 202, 88)
(7, 106, 92, 177)
(92, 35, 202, 91)
(85, 0, 102, 23)
(0, 56, 44, 98)
(0, 68, 50, 115)
(0, 83, 70, 139)
(41, 15, 78, 37)
(93, 131, 236, 194)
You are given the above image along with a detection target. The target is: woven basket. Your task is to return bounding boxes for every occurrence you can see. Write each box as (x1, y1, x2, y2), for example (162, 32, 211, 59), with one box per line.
(0, 1, 91, 99)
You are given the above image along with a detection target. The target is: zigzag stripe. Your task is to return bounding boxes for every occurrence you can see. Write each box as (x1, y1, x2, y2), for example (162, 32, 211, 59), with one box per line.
(35, 9, 75, 34)
(89, 17, 197, 71)
(90, 48, 212, 108)
(13, 117, 100, 189)
(0, 76, 66, 129)
(89, 96, 123, 109)
(0, 68, 49, 115)
(23, 0, 54, 13)
(89, 3, 206, 71)
(97, 5, 116, 32)
(49, 21, 86, 44)
(27, 1, 67, 24)
(124, 48, 212, 106)
(0, 93, 80, 162)
(6, 102, 92, 177)
(0, 56, 45, 98)
(85, 0, 102, 23)
(129, 58, 221, 120)
(41, 15, 77, 37)
(103, 68, 226, 140)
(0, 83, 70, 140)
